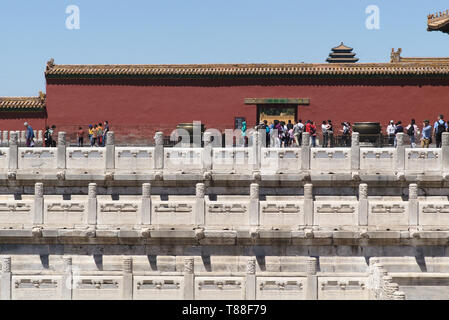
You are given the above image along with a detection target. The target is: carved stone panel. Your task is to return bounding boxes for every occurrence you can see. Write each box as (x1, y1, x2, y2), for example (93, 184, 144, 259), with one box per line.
(66, 148, 106, 170)
(18, 148, 56, 169)
(318, 277, 368, 300)
(152, 198, 196, 225)
(12, 276, 63, 300)
(310, 148, 351, 172)
(133, 276, 184, 300)
(73, 276, 123, 300)
(256, 277, 306, 300)
(195, 277, 245, 300)
(97, 201, 141, 225)
(314, 201, 358, 227)
(115, 147, 155, 171)
(44, 201, 87, 227)
(419, 202, 449, 226)
(369, 202, 409, 226)
(260, 201, 305, 227)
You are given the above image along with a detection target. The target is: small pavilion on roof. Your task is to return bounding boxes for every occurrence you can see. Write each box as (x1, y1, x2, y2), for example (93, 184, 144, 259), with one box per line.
(326, 42, 359, 63)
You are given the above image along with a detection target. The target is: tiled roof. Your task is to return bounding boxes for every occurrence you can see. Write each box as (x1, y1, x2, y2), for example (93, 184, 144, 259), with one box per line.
(428, 10, 449, 33)
(331, 42, 354, 51)
(390, 48, 449, 64)
(45, 59, 449, 79)
(0, 92, 46, 112)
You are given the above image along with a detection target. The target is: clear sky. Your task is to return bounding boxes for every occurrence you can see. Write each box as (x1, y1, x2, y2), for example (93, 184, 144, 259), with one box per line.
(1, 0, 449, 96)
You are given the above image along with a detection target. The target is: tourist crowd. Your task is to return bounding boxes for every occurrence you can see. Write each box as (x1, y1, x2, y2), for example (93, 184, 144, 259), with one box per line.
(22, 121, 110, 147)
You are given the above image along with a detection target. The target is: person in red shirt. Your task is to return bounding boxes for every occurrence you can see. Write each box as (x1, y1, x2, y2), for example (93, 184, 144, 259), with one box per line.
(305, 120, 317, 147)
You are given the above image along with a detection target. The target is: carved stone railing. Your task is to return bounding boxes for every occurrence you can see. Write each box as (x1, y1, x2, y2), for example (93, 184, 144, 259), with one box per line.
(2, 132, 449, 183)
(0, 181, 448, 234)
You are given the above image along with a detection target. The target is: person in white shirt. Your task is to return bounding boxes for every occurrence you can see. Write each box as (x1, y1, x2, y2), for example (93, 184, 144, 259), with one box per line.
(386, 120, 396, 146)
(293, 120, 304, 147)
(321, 121, 328, 147)
(405, 119, 420, 148)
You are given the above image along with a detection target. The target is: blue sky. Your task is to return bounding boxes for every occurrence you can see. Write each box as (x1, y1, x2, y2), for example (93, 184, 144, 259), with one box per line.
(1, 0, 449, 96)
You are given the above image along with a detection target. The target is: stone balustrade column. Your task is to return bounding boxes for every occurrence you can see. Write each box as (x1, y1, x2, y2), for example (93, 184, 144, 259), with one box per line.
(20, 130, 26, 146)
(245, 258, 256, 300)
(442, 133, 449, 175)
(393, 291, 406, 300)
(122, 257, 133, 300)
(202, 132, 212, 171)
(351, 132, 360, 171)
(301, 132, 311, 171)
(57, 132, 66, 169)
(358, 183, 368, 226)
(8, 132, 18, 170)
(183, 257, 195, 300)
(37, 130, 43, 147)
(251, 131, 261, 171)
(386, 283, 399, 300)
(249, 183, 260, 226)
(409, 184, 418, 226)
(195, 183, 205, 226)
(381, 275, 393, 300)
(0, 256, 12, 300)
(33, 183, 44, 225)
(2, 131, 8, 147)
(154, 132, 164, 170)
(306, 257, 318, 300)
(304, 184, 314, 226)
(141, 183, 152, 225)
(395, 133, 405, 171)
(87, 183, 97, 226)
(62, 256, 72, 300)
(105, 131, 115, 170)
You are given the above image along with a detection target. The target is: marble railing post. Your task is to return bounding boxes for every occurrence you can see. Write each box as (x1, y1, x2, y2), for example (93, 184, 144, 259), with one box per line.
(358, 183, 368, 226)
(395, 133, 405, 171)
(195, 183, 205, 226)
(183, 257, 194, 300)
(245, 258, 256, 300)
(301, 132, 311, 171)
(251, 131, 261, 171)
(8, 132, 18, 170)
(57, 132, 66, 169)
(37, 130, 43, 147)
(202, 132, 212, 171)
(304, 184, 314, 226)
(62, 257, 72, 300)
(0, 256, 12, 300)
(409, 184, 418, 226)
(33, 183, 44, 225)
(87, 183, 97, 226)
(122, 257, 133, 300)
(154, 132, 164, 170)
(351, 132, 360, 171)
(1, 131, 8, 147)
(442, 133, 449, 172)
(306, 257, 318, 300)
(141, 183, 151, 225)
(106, 132, 115, 170)
(20, 130, 26, 146)
(249, 183, 259, 226)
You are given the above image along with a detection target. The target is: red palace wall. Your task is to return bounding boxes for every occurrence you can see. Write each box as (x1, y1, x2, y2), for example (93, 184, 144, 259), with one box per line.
(44, 78, 449, 144)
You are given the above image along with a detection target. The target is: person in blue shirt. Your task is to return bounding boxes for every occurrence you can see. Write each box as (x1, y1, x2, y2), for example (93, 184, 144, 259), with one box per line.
(433, 115, 448, 148)
(421, 120, 432, 148)
(24, 122, 34, 147)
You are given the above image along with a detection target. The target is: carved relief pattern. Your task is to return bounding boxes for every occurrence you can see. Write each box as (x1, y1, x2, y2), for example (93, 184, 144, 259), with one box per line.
(316, 204, 356, 214)
(422, 204, 449, 213)
(320, 280, 365, 291)
(246, 258, 256, 274)
(0, 203, 31, 212)
(407, 151, 439, 160)
(197, 280, 242, 290)
(77, 279, 119, 289)
(371, 204, 405, 214)
(154, 203, 192, 213)
(208, 204, 247, 214)
(117, 150, 152, 158)
(136, 280, 180, 290)
(259, 280, 303, 291)
(262, 204, 301, 214)
(14, 279, 58, 289)
(47, 203, 85, 212)
(362, 151, 393, 159)
(68, 150, 104, 158)
(313, 150, 348, 159)
(100, 203, 138, 213)
(20, 150, 55, 158)
(184, 258, 194, 274)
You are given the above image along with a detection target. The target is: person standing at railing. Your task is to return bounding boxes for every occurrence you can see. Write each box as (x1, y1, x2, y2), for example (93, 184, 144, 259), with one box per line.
(434, 115, 448, 148)
(421, 120, 432, 148)
(102, 121, 109, 146)
(406, 119, 420, 148)
(306, 120, 317, 147)
(88, 125, 94, 146)
(293, 119, 304, 147)
(77, 127, 84, 147)
(386, 120, 396, 146)
(24, 122, 34, 147)
(327, 120, 334, 148)
(321, 121, 328, 148)
(340, 122, 351, 147)
(394, 121, 404, 147)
